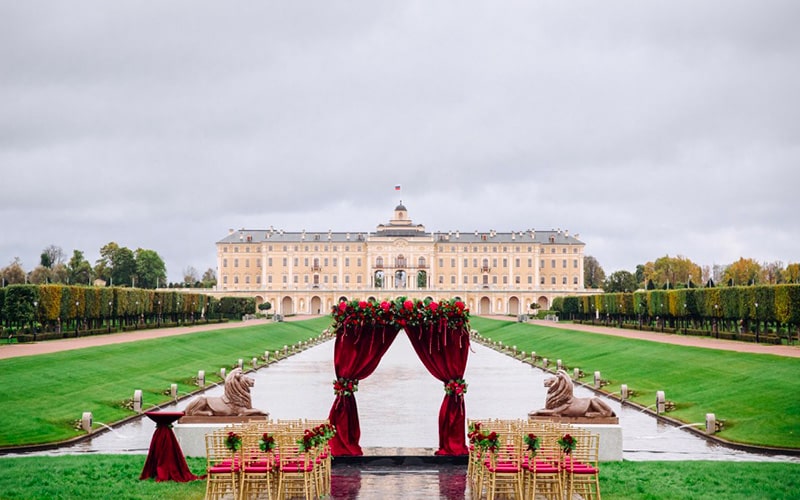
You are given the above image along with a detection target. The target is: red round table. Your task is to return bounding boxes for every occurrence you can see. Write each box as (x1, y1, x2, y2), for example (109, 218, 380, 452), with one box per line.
(139, 411, 200, 482)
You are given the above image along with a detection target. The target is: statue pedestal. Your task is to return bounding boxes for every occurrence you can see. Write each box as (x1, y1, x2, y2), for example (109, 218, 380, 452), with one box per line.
(528, 415, 622, 461)
(173, 416, 269, 457)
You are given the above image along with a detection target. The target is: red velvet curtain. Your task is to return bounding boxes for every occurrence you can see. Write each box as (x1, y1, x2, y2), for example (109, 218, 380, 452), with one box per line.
(404, 324, 470, 455)
(327, 325, 399, 456)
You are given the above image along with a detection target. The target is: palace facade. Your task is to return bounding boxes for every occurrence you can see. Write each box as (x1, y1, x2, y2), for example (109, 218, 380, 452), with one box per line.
(215, 203, 593, 316)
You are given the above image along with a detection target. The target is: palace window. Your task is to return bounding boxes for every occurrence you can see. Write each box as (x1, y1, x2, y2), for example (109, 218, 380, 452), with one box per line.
(234, 259, 239, 268)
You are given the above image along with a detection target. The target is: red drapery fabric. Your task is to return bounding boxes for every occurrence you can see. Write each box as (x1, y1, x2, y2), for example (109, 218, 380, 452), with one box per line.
(404, 323, 470, 455)
(140, 412, 200, 482)
(327, 325, 399, 456)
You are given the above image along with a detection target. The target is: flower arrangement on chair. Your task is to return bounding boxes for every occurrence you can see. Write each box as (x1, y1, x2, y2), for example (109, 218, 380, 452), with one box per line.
(444, 378, 468, 397)
(225, 431, 242, 452)
(558, 433, 577, 454)
(333, 378, 358, 396)
(297, 429, 317, 453)
(524, 433, 541, 455)
(259, 432, 276, 452)
(467, 422, 500, 452)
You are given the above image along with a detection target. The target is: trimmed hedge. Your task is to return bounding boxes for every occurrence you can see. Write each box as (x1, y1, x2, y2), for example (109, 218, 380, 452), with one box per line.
(554, 284, 800, 340)
(0, 285, 244, 339)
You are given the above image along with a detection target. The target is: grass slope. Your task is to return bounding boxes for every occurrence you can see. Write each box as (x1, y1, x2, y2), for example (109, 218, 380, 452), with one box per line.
(0, 317, 332, 447)
(470, 317, 800, 449)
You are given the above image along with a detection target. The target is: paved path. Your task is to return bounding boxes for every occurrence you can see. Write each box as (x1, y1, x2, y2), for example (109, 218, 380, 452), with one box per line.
(523, 318, 800, 358)
(2, 315, 798, 359)
(0, 315, 322, 360)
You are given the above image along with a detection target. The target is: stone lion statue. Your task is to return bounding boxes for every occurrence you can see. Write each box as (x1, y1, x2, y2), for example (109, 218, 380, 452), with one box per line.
(184, 368, 268, 417)
(530, 369, 615, 418)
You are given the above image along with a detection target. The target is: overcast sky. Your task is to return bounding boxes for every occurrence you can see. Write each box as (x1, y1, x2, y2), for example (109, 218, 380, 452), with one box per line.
(2, 1, 798, 282)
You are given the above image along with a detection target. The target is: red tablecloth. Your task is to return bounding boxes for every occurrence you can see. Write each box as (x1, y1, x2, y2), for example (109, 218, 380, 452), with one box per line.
(139, 411, 200, 482)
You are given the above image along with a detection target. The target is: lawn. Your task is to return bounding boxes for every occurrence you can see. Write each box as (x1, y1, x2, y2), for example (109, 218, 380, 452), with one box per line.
(0, 317, 332, 447)
(469, 317, 800, 449)
(0, 455, 797, 500)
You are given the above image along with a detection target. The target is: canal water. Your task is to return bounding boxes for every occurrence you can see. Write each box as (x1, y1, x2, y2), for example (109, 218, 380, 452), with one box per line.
(44, 332, 798, 463)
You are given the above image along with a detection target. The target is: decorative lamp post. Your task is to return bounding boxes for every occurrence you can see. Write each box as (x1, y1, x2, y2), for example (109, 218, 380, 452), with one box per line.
(108, 300, 113, 333)
(32, 300, 38, 341)
(754, 302, 759, 343)
(714, 304, 719, 338)
(75, 301, 80, 336)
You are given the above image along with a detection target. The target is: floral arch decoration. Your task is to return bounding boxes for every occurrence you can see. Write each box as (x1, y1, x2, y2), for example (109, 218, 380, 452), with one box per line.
(327, 297, 471, 456)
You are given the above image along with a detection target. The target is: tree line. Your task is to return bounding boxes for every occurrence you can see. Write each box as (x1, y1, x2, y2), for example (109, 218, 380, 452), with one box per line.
(0, 243, 216, 289)
(553, 283, 800, 343)
(0, 284, 257, 340)
(584, 254, 800, 292)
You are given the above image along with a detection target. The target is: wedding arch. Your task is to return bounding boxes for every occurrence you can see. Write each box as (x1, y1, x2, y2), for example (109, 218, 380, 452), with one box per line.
(327, 297, 471, 456)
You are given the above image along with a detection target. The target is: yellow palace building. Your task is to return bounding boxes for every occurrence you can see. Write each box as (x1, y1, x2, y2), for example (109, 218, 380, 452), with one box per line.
(215, 203, 592, 316)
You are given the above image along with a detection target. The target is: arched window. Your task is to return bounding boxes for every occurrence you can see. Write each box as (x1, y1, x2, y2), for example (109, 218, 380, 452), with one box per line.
(418, 256, 426, 268)
(396, 255, 407, 268)
(376, 256, 384, 268)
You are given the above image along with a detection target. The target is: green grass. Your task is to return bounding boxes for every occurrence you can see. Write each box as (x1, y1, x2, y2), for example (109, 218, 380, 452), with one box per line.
(599, 460, 800, 499)
(470, 317, 800, 449)
(0, 455, 798, 500)
(0, 317, 332, 447)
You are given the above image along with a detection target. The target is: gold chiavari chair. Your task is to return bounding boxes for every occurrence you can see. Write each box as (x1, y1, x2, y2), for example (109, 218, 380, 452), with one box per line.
(204, 427, 243, 500)
(275, 431, 317, 500)
(520, 423, 563, 500)
(562, 430, 601, 500)
(239, 426, 277, 500)
(481, 429, 524, 500)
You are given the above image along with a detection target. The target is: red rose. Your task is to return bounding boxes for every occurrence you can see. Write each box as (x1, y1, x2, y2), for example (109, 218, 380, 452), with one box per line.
(404, 300, 414, 311)
(358, 300, 367, 309)
(338, 301, 348, 312)
(428, 301, 438, 312)
(380, 301, 390, 312)
(455, 301, 465, 310)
